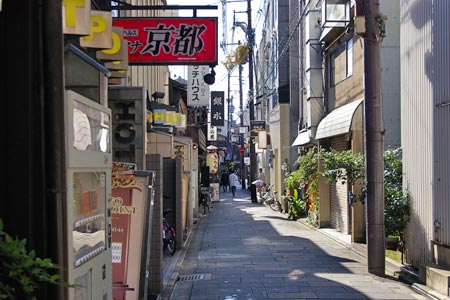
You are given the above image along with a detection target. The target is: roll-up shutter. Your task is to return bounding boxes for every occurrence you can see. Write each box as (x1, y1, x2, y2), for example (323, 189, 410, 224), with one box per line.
(329, 135, 350, 234)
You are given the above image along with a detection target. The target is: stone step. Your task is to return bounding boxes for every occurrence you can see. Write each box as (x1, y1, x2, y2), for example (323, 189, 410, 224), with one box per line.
(420, 264, 450, 296)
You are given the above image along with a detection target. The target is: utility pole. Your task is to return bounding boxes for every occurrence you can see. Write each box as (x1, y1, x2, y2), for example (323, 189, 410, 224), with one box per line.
(247, 0, 257, 185)
(239, 64, 246, 187)
(227, 69, 231, 148)
(364, 0, 385, 276)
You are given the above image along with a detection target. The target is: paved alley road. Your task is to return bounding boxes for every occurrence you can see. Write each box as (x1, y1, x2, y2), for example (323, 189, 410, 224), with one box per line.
(169, 189, 427, 300)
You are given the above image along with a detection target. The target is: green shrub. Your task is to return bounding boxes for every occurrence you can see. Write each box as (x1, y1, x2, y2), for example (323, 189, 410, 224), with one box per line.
(286, 189, 306, 220)
(384, 148, 410, 250)
(0, 219, 61, 300)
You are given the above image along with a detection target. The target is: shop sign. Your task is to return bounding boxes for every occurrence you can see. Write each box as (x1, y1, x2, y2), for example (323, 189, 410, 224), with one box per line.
(258, 130, 267, 149)
(250, 120, 266, 131)
(110, 70, 127, 78)
(97, 27, 129, 70)
(147, 110, 186, 128)
(187, 65, 209, 106)
(207, 123, 217, 141)
(80, 11, 113, 49)
(112, 162, 136, 174)
(62, 0, 91, 35)
(210, 91, 224, 126)
(112, 17, 218, 65)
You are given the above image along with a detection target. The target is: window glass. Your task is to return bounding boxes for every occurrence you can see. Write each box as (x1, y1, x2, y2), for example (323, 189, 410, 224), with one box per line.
(72, 100, 110, 153)
(72, 172, 107, 268)
(347, 39, 353, 77)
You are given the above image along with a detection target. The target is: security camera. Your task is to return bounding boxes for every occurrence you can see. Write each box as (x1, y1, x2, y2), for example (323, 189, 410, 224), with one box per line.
(203, 68, 216, 85)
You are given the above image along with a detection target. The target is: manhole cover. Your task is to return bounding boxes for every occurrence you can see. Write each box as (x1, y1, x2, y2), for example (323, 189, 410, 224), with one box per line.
(178, 273, 210, 282)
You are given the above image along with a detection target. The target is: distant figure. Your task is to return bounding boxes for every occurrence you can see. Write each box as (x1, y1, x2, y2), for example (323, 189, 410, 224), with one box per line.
(251, 179, 266, 203)
(220, 172, 230, 192)
(229, 172, 239, 197)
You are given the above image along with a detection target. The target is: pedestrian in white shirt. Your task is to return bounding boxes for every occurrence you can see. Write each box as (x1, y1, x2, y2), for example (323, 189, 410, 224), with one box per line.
(229, 171, 239, 197)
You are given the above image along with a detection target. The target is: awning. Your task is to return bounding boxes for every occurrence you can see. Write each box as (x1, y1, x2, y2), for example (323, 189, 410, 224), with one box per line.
(315, 99, 364, 139)
(292, 129, 312, 146)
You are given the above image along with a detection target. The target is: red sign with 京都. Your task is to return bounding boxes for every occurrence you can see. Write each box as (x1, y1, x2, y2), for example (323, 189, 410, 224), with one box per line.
(113, 17, 218, 65)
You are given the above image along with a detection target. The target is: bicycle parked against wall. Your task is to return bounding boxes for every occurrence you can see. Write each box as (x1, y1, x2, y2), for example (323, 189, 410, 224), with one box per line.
(262, 185, 282, 212)
(199, 185, 211, 215)
(162, 208, 176, 255)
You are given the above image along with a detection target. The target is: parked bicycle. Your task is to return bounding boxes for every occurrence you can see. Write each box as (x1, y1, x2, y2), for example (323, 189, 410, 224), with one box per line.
(199, 186, 211, 215)
(162, 208, 176, 255)
(262, 185, 282, 212)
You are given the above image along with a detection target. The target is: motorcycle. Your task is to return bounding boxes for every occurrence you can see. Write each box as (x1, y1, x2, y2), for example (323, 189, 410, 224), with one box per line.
(162, 209, 176, 255)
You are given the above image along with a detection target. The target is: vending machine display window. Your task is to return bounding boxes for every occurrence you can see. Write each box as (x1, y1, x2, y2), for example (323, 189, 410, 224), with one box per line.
(72, 172, 107, 268)
(72, 99, 110, 153)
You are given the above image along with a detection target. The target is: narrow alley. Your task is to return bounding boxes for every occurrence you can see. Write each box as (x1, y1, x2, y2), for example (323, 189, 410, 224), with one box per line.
(166, 187, 427, 300)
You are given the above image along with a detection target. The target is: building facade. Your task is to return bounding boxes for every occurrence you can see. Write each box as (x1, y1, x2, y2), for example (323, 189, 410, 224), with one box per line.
(400, 0, 450, 287)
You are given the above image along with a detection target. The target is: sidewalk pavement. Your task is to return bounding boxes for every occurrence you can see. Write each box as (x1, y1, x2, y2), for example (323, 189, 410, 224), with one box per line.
(164, 186, 431, 300)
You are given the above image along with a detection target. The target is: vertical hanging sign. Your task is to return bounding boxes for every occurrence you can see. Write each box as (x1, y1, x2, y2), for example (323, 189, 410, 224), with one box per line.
(210, 91, 224, 126)
(187, 65, 210, 106)
(207, 112, 217, 141)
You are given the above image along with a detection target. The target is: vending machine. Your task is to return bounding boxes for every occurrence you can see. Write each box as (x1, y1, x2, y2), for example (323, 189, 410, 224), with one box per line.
(65, 90, 113, 300)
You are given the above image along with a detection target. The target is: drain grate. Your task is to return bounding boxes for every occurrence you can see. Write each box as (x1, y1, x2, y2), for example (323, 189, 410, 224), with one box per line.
(178, 274, 208, 282)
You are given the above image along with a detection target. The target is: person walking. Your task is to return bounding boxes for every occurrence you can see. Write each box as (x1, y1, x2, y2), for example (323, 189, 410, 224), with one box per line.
(228, 171, 239, 197)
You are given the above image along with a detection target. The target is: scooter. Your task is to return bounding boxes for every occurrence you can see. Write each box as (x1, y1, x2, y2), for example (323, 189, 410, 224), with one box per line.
(162, 209, 176, 255)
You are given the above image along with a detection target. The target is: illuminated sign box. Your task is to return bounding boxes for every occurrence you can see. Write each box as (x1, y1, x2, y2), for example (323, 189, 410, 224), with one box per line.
(113, 17, 218, 65)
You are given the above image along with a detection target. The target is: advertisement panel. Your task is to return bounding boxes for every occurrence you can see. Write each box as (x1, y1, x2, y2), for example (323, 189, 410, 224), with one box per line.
(113, 17, 218, 65)
(111, 163, 153, 300)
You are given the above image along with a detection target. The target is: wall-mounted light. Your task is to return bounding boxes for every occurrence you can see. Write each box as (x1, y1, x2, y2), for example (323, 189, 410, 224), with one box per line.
(193, 143, 198, 150)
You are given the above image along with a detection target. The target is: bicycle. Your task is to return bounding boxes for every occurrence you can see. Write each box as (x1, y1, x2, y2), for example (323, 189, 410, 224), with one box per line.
(262, 185, 282, 212)
(162, 209, 176, 255)
(199, 186, 211, 215)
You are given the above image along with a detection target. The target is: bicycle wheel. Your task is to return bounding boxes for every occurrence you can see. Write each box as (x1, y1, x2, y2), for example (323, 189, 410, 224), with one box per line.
(166, 238, 176, 255)
(269, 199, 279, 211)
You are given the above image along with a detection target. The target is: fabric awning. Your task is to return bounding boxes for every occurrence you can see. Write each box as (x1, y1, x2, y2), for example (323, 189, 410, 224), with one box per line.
(292, 129, 312, 146)
(315, 99, 364, 139)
